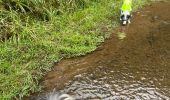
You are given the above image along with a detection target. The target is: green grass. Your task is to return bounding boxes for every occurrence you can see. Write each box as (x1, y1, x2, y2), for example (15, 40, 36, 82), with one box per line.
(0, 0, 150, 99)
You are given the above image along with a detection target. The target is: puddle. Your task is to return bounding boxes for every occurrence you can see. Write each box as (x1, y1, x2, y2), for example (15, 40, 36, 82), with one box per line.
(61, 66, 170, 99)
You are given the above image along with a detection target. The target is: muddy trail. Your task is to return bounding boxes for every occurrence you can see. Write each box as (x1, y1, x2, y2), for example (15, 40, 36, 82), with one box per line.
(27, 1, 170, 100)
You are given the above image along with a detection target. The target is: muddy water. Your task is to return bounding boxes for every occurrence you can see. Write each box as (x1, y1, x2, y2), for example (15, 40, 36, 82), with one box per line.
(62, 65, 170, 99)
(28, 1, 170, 100)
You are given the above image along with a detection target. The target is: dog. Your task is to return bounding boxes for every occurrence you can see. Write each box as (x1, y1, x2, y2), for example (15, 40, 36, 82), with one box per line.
(120, 11, 131, 25)
(31, 92, 75, 100)
(120, 0, 132, 25)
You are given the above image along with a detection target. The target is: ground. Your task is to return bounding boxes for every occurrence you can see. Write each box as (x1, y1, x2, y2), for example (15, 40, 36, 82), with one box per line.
(27, 0, 170, 99)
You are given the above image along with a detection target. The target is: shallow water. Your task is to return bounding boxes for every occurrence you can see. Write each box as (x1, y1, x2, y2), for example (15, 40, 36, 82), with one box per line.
(61, 64, 170, 99)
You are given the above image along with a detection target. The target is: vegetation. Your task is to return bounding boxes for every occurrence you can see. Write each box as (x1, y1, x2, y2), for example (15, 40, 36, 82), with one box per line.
(0, 0, 150, 99)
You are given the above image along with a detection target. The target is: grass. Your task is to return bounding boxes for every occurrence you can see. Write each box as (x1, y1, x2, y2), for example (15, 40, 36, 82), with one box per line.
(0, 0, 150, 99)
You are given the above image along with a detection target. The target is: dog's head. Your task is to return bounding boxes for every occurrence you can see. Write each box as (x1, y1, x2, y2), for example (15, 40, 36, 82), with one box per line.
(121, 11, 131, 21)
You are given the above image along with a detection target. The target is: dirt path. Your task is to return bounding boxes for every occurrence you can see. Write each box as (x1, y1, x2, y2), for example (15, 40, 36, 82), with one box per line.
(27, 0, 170, 99)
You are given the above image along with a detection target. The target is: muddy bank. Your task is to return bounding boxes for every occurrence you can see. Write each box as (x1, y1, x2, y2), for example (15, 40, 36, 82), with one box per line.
(28, 0, 170, 99)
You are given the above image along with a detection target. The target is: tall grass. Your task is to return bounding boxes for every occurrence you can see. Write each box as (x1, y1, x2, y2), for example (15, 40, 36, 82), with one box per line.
(2, 0, 102, 20)
(0, 0, 150, 99)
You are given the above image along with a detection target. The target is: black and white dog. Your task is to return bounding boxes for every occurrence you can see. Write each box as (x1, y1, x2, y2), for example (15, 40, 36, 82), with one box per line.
(120, 11, 131, 25)
(120, 0, 132, 25)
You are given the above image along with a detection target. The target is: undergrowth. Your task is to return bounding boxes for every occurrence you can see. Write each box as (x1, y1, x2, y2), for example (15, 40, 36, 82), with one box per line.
(0, 0, 150, 99)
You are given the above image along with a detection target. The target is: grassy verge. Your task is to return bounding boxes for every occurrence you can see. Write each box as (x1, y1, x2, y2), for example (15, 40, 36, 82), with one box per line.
(0, 0, 150, 99)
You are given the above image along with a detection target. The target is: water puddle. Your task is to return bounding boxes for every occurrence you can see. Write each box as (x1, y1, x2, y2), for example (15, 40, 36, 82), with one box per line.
(61, 65, 170, 99)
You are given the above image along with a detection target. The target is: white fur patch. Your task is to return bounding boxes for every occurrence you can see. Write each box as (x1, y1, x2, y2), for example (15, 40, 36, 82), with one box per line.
(123, 21, 127, 25)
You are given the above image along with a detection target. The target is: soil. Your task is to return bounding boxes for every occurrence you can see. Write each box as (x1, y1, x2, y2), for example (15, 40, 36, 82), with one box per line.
(26, 0, 170, 99)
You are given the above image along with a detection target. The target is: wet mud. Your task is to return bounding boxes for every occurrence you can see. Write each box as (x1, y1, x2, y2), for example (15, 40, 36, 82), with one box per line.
(27, 1, 170, 100)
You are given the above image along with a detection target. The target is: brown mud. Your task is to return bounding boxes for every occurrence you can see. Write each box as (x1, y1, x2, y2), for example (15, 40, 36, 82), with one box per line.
(27, 0, 170, 99)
